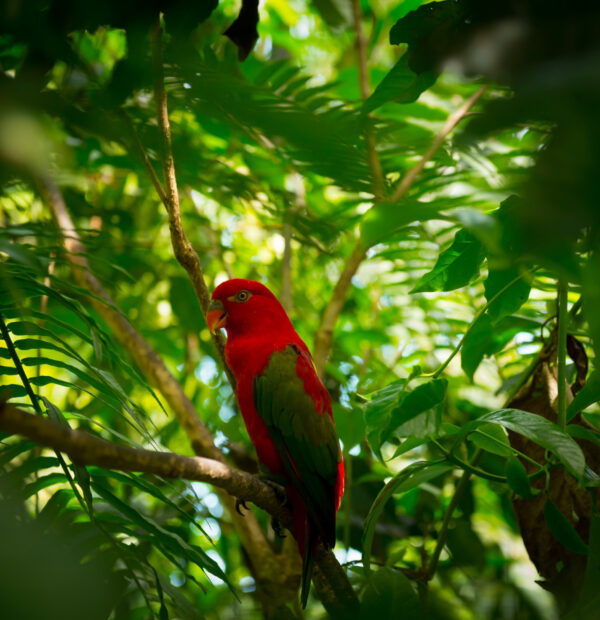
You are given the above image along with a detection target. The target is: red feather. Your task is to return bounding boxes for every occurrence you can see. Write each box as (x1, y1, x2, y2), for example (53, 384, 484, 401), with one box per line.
(209, 278, 345, 602)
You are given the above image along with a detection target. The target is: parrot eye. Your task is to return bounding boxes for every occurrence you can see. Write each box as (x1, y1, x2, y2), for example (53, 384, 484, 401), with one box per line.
(234, 290, 251, 303)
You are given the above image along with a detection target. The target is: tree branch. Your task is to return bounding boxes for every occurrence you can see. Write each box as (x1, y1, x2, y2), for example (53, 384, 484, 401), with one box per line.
(313, 86, 489, 375)
(313, 242, 367, 377)
(388, 85, 488, 204)
(0, 402, 286, 519)
(148, 20, 235, 390)
(36, 172, 294, 606)
(0, 403, 358, 614)
(351, 0, 385, 200)
(38, 173, 217, 460)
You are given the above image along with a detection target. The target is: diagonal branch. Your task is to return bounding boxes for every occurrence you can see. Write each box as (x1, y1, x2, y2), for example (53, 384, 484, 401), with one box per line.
(148, 20, 235, 390)
(37, 174, 215, 458)
(0, 402, 359, 614)
(0, 402, 287, 520)
(388, 85, 488, 203)
(36, 172, 288, 603)
(313, 85, 488, 375)
(313, 242, 367, 377)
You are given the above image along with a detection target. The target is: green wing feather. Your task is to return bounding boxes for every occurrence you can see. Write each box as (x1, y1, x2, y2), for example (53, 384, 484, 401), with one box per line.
(253, 345, 340, 547)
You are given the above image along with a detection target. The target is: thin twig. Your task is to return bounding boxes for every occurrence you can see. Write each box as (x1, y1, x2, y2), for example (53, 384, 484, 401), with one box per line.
(388, 85, 488, 203)
(557, 278, 568, 429)
(351, 0, 385, 199)
(149, 20, 235, 389)
(313, 242, 367, 376)
(124, 113, 169, 206)
(427, 464, 473, 580)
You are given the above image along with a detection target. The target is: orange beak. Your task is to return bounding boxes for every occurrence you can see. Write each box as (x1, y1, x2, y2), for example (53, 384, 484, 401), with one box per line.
(206, 299, 228, 334)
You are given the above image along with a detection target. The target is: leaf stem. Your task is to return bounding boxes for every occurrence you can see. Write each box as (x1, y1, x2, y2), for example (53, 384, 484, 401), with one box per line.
(427, 458, 476, 580)
(0, 312, 42, 413)
(557, 278, 568, 430)
(430, 269, 538, 379)
(431, 440, 505, 482)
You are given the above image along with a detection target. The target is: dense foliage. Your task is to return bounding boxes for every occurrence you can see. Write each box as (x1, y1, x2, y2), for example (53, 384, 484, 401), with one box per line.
(1, 1, 599, 618)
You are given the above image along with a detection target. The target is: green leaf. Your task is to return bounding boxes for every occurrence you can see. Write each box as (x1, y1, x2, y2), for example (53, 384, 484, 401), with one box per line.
(312, 0, 352, 28)
(169, 276, 204, 333)
(578, 512, 600, 614)
(484, 267, 531, 322)
(0, 384, 27, 399)
(92, 480, 232, 587)
(411, 229, 484, 293)
(364, 379, 407, 456)
(543, 498, 588, 555)
(360, 199, 446, 249)
(505, 456, 535, 498)
(469, 422, 512, 456)
(391, 0, 427, 22)
(22, 473, 68, 498)
(40, 396, 94, 515)
(567, 424, 600, 449)
(479, 409, 585, 478)
(362, 460, 452, 572)
(333, 404, 366, 450)
(446, 520, 486, 569)
(461, 314, 525, 379)
(389, 378, 447, 432)
(89, 468, 207, 537)
(359, 567, 420, 620)
(567, 369, 600, 421)
(363, 56, 436, 113)
(390, 436, 428, 459)
(396, 408, 440, 438)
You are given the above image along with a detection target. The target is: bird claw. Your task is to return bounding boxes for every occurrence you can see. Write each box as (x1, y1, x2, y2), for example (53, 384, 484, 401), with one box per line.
(235, 498, 249, 515)
(259, 476, 288, 506)
(271, 516, 286, 539)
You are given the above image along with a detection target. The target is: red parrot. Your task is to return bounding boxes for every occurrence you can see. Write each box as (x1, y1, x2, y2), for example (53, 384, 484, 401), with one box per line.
(206, 279, 344, 606)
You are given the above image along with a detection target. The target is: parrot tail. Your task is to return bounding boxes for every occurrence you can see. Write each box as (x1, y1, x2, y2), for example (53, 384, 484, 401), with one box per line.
(300, 519, 317, 608)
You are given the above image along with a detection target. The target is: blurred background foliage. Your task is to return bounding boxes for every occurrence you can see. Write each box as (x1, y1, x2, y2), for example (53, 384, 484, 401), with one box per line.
(1, 0, 599, 618)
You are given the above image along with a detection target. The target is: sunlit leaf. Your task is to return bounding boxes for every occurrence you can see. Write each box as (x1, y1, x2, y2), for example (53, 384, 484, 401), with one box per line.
(411, 229, 484, 293)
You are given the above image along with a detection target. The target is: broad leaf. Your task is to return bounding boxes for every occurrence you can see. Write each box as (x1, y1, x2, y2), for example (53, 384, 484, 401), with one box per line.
(411, 229, 484, 293)
(363, 56, 435, 113)
(360, 567, 421, 619)
(484, 266, 531, 322)
(362, 460, 452, 572)
(360, 199, 445, 249)
(461, 314, 527, 379)
(567, 369, 600, 421)
(543, 498, 588, 555)
(505, 456, 535, 498)
(389, 378, 447, 432)
(479, 409, 586, 478)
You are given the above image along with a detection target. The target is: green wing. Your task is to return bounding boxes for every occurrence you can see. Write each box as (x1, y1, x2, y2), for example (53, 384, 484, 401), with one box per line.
(253, 345, 341, 547)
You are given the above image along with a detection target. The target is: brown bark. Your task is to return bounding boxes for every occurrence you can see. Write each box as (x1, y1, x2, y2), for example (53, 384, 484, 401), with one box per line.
(507, 334, 600, 609)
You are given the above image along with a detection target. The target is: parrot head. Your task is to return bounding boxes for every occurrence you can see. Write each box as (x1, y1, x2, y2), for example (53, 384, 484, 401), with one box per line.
(206, 279, 292, 337)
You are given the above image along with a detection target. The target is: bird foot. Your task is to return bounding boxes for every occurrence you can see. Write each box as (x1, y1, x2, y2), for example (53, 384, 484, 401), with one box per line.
(271, 516, 286, 539)
(258, 474, 288, 505)
(235, 498, 249, 515)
